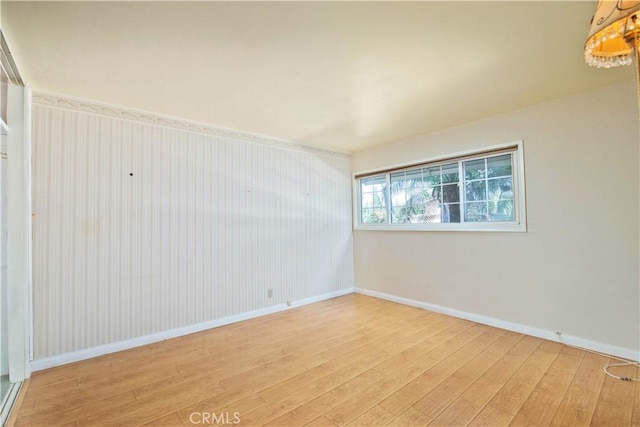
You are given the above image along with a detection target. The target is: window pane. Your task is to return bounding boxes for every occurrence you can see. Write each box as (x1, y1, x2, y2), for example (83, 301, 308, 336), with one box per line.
(393, 201, 428, 223)
(465, 202, 488, 222)
(488, 178, 513, 200)
(407, 186, 425, 200)
(361, 175, 386, 193)
(488, 201, 514, 221)
(391, 169, 422, 184)
(442, 203, 461, 223)
(362, 208, 387, 223)
(465, 181, 486, 201)
(391, 189, 407, 208)
(390, 173, 408, 209)
(407, 169, 430, 193)
(391, 207, 406, 224)
(442, 183, 459, 203)
(372, 193, 385, 209)
(404, 169, 423, 183)
(487, 154, 512, 178)
(423, 166, 441, 186)
(391, 168, 437, 223)
(361, 208, 374, 223)
(361, 175, 388, 224)
(372, 192, 387, 209)
(374, 208, 387, 222)
(361, 193, 373, 208)
(464, 158, 486, 180)
(441, 163, 459, 183)
(421, 200, 441, 223)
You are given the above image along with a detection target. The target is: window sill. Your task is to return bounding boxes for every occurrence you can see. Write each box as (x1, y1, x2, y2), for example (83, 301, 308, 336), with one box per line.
(353, 222, 527, 233)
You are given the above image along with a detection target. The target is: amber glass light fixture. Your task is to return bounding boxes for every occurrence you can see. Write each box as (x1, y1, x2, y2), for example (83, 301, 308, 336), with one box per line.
(585, 1, 640, 68)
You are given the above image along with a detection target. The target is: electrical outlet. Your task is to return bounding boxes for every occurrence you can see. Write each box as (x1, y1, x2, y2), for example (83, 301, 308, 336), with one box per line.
(267, 289, 273, 298)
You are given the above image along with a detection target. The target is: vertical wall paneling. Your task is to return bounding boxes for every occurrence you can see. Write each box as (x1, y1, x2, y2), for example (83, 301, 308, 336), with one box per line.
(30, 94, 354, 361)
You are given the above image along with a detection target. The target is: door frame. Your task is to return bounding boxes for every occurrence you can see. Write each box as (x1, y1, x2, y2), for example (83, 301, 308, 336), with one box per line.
(7, 83, 31, 383)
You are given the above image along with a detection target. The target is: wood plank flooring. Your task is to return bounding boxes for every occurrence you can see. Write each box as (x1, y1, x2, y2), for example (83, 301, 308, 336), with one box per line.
(10, 294, 639, 426)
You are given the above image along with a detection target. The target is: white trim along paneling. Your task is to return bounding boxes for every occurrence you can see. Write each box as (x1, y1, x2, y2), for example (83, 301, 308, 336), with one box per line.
(355, 288, 640, 362)
(31, 93, 354, 362)
(32, 93, 350, 159)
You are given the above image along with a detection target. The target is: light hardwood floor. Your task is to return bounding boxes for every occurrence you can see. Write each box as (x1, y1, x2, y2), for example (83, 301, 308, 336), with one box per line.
(10, 294, 640, 426)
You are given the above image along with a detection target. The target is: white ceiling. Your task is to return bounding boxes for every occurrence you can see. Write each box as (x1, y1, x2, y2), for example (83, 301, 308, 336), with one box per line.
(2, 1, 633, 152)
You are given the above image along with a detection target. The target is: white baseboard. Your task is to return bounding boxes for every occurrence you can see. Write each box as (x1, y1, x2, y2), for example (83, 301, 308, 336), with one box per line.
(31, 287, 354, 371)
(32, 285, 638, 371)
(355, 287, 640, 362)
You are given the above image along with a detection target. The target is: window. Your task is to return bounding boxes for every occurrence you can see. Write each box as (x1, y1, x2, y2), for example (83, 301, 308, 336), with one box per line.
(354, 141, 526, 232)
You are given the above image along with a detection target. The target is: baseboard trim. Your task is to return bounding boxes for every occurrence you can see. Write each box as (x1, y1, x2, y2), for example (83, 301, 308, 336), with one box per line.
(32, 285, 638, 371)
(31, 288, 354, 371)
(355, 287, 640, 362)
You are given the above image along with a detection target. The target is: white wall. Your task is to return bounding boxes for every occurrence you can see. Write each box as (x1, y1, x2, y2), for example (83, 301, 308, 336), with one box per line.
(352, 79, 639, 357)
(31, 93, 353, 361)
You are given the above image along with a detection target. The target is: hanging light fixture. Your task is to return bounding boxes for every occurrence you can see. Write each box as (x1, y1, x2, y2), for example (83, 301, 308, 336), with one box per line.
(584, 0, 640, 382)
(585, 1, 640, 69)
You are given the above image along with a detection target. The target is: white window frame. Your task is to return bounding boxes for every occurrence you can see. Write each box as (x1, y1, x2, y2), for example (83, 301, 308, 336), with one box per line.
(353, 140, 527, 232)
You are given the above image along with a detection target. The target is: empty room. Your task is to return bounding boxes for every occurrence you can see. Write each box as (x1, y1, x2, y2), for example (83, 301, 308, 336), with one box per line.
(0, 0, 638, 426)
